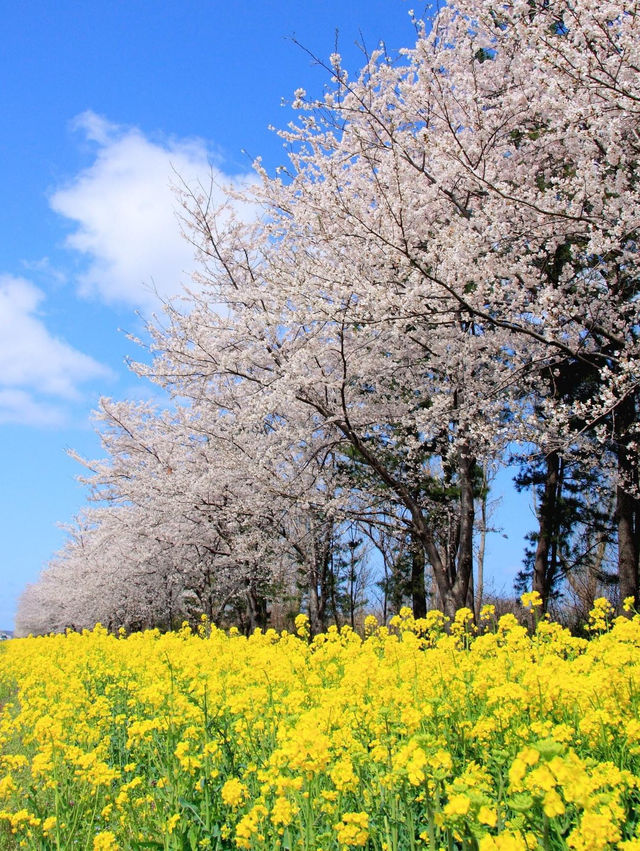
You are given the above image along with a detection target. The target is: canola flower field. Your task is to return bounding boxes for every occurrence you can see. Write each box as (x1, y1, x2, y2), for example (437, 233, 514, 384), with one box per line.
(0, 598, 640, 851)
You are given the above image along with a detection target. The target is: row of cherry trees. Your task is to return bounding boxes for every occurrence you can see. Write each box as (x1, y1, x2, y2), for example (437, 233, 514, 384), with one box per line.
(17, 0, 639, 635)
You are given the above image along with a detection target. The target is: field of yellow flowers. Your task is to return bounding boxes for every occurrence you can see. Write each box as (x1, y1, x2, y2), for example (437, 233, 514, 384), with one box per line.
(0, 598, 639, 851)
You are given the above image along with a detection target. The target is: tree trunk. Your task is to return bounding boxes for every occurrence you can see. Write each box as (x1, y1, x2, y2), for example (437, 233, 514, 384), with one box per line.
(451, 450, 476, 613)
(466, 564, 475, 611)
(307, 563, 322, 636)
(423, 528, 453, 617)
(410, 531, 427, 618)
(246, 582, 267, 633)
(475, 464, 488, 617)
(616, 474, 639, 607)
(421, 450, 476, 619)
(532, 451, 560, 609)
(615, 398, 639, 608)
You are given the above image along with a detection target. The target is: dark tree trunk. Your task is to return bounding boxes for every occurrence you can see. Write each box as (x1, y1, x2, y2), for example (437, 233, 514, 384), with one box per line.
(466, 564, 475, 612)
(532, 451, 560, 609)
(614, 396, 639, 608)
(420, 527, 452, 617)
(390, 544, 407, 616)
(475, 465, 489, 617)
(616, 483, 638, 606)
(295, 521, 331, 636)
(409, 532, 427, 618)
(616, 448, 639, 607)
(308, 563, 322, 636)
(422, 450, 476, 619)
(451, 449, 476, 612)
(246, 583, 267, 632)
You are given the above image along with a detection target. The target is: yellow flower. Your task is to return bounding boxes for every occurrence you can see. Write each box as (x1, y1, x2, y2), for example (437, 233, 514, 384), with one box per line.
(444, 793, 471, 818)
(235, 803, 268, 849)
(567, 811, 621, 851)
(480, 604, 496, 621)
(174, 740, 202, 773)
(271, 796, 297, 826)
(428, 749, 453, 777)
(166, 813, 181, 834)
(453, 607, 475, 625)
(520, 591, 543, 609)
(364, 615, 378, 635)
(406, 747, 428, 786)
(6, 809, 40, 832)
(42, 816, 57, 836)
(295, 614, 310, 638)
(587, 597, 615, 632)
(0, 774, 16, 799)
(543, 789, 565, 818)
(334, 812, 369, 847)
(93, 832, 119, 851)
(479, 832, 528, 851)
(0, 601, 639, 851)
(221, 777, 247, 808)
(330, 758, 359, 791)
(509, 758, 528, 788)
(478, 806, 498, 827)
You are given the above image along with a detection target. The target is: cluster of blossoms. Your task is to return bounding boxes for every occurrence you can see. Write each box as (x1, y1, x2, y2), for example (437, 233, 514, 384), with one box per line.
(0, 599, 639, 849)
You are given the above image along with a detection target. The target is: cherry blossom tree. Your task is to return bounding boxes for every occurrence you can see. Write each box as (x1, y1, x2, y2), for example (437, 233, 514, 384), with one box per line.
(23, 0, 640, 629)
(149, 0, 637, 613)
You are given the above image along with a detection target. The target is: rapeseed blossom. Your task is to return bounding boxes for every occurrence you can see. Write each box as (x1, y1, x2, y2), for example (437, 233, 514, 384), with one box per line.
(334, 812, 369, 846)
(520, 591, 543, 610)
(93, 830, 119, 850)
(221, 778, 248, 808)
(0, 599, 639, 849)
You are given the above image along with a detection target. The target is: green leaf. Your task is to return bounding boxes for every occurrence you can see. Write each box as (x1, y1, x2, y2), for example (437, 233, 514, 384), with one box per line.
(507, 793, 534, 813)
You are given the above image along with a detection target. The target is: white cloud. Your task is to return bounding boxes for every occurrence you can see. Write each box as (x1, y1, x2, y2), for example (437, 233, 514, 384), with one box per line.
(0, 390, 65, 427)
(0, 116, 254, 426)
(50, 112, 254, 310)
(0, 275, 111, 425)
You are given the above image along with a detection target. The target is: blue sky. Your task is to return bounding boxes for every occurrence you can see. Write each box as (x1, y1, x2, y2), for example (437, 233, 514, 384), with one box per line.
(0, 0, 532, 629)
